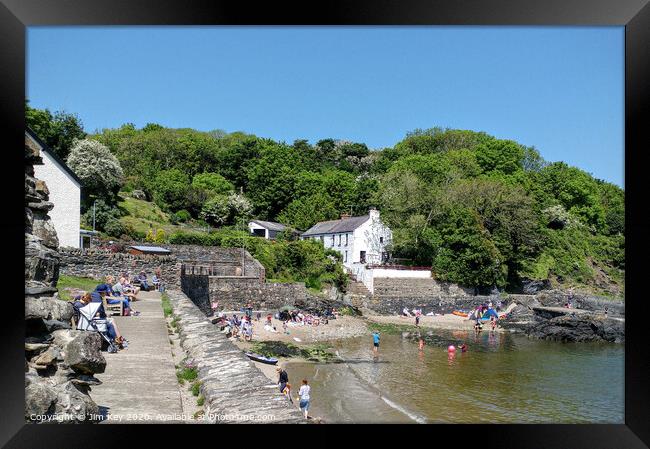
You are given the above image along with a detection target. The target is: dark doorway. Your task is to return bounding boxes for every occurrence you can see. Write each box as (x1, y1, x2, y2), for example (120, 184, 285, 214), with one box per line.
(360, 251, 366, 263)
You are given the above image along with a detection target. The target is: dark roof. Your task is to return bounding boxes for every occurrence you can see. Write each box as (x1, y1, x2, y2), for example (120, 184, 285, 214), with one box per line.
(250, 220, 288, 232)
(25, 127, 83, 186)
(129, 245, 172, 254)
(301, 215, 370, 236)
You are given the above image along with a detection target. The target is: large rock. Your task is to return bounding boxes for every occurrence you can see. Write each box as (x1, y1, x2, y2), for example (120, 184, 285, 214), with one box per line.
(53, 330, 106, 375)
(25, 380, 58, 420)
(521, 278, 551, 294)
(526, 314, 624, 343)
(32, 213, 59, 249)
(25, 296, 74, 322)
(25, 233, 60, 287)
(54, 381, 101, 422)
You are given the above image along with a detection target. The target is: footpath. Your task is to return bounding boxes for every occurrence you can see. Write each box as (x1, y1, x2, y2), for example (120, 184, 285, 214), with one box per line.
(91, 291, 185, 423)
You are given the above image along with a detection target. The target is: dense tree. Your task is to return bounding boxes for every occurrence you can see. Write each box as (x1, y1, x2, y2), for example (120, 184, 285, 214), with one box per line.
(150, 169, 190, 212)
(26, 102, 86, 160)
(192, 172, 235, 196)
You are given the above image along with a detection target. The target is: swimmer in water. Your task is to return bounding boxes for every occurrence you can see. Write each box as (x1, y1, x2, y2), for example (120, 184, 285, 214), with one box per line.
(418, 336, 425, 351)
(460, 343, 467, 353)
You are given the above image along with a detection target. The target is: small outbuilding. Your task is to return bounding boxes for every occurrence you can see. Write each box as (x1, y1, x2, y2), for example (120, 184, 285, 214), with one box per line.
(127, 245, 172, 256)
(248, 220, 296, 240)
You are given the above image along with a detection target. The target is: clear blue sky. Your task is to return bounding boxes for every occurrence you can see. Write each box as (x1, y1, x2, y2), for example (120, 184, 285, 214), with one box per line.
(27, 26, 624, 187)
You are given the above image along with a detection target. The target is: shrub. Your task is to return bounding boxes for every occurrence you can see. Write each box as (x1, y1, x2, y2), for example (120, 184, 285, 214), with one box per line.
(104, 217, 126, 238)
(174, 210, 192, 223)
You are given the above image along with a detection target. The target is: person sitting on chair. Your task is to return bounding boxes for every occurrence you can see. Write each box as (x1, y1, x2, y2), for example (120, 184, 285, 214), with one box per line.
(137, 271, 150, 291)
(93, 284, 131, 316)
(74, 293, 126, 348)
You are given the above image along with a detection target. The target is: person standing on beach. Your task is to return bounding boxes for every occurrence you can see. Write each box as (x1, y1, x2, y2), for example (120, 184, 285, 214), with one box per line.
(297, 379, 311, 419)
(277, 367, 289, 393)
(372, 330, 381, 356)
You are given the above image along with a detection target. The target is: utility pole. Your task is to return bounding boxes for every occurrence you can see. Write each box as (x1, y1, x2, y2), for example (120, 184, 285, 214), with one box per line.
(240, 186, 245, 276)
(92, 199, 96, 248)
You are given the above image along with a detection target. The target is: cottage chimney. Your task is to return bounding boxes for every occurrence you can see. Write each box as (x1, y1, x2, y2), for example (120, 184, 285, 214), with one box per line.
(369, 207, 380, 220)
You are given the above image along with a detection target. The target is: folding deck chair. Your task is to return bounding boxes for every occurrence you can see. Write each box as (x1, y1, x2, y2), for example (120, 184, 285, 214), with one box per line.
(75, 302, 119, 353)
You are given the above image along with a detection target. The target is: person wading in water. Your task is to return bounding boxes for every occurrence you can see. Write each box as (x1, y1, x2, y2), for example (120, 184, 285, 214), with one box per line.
(372, 330, 381, 358)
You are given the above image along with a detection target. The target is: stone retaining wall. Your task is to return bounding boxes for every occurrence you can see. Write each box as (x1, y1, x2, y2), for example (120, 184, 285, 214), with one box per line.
(166, 289, 304, 423)
(181, 273, 318, 315)
(369, 277, 489, 315)
(59, 248, 181, 287)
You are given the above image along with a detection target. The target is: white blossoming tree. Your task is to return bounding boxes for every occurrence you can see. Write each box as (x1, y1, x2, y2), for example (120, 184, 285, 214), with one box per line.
(67, 139, 124, 204)
(200, 192, 252, 226)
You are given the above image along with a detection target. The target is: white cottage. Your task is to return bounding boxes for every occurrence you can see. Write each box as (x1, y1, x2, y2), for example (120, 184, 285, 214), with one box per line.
(27, 128, 82, 248)
(301, 208, 392, 269)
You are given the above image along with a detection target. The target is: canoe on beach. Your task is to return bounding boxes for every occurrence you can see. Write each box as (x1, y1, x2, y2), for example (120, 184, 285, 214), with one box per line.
(245, 352, 279, 365)
(452, 311, 468, 317)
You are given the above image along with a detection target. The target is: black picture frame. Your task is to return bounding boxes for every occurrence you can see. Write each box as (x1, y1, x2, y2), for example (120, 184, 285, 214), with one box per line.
(2, 0, 648, 447)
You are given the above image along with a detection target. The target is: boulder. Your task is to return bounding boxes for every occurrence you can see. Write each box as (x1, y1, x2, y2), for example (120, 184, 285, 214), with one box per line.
(25, 380, 58, 420)
(53, 330, 106, 375)
(132, 189, 147, 200)
(25, 296, 74, 322)
(54, 381, 101, 422)
(526, 314, 624, 343)
(33, 346, 60, 367)
(32, 213, 59, 249)
(521, 279, 551, 294)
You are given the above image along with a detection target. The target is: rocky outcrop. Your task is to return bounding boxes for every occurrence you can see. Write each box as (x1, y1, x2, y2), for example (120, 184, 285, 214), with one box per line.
(526, 314, 624, 343)
(24, 133, 105, 423)
(166, 289, 304, 423)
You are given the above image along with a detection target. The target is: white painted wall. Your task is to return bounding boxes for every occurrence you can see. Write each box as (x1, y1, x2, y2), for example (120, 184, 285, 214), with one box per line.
(348, 263, 431, 293)
(351, 210, 392, 266)
(33, 149, 81, 248)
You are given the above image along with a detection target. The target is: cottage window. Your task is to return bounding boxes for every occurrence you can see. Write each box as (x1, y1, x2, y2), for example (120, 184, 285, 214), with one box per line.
(380, 236, 384, 244)
(331, 235, 335, 247)
(338, 235, 341, 246)
(345, 234, 349, 246)
(344, 251, 348, 262)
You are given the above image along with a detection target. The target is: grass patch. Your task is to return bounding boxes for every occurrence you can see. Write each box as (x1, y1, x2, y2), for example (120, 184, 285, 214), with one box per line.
(197, 395, 205, 407)
(367, 321, 419, 335)
(176, 367, 198, 385)
(170, 315, 181, 331)
(56, 275, 101, 301)
(250, 341, 335, 362)
(161, 292, 173, 318)
(190, 381, 202, 397)
(193, 410, 204, 419)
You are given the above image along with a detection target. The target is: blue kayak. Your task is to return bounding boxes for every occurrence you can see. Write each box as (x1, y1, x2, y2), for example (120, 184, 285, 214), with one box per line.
(245, 352, 279, 365)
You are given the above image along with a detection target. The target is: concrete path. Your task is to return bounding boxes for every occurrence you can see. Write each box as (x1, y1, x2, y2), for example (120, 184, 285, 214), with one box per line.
(91, 291, 184, 423)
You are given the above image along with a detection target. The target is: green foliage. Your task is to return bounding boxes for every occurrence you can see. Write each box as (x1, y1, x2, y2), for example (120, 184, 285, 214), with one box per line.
(192, 172, 235, 196)
(250, 341, 335, 362)
(176, 367, 198, 384)
(81, 199, 122, 232)
(76, 117, 623, 295)
(104, 218, 126, 238)
(26, 101, 87, 160)
(161, 292, 173, 318)
(196, 395, 205, 407)
(150, 169, 190, 212)
(190, 381, 201, 397)
(173, 210, 192, 223)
